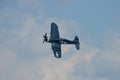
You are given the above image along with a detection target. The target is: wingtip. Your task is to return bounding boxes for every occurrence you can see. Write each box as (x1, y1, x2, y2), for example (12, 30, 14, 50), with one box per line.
(51, 22, 57, 26)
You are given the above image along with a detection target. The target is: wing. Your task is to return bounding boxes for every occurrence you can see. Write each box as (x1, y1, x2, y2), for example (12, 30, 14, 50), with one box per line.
(51, 43, 61, 58)
(50, 23, 60, 39)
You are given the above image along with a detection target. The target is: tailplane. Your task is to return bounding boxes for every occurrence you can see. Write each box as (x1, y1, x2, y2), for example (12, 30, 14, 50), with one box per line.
(74, 36, 80, 50)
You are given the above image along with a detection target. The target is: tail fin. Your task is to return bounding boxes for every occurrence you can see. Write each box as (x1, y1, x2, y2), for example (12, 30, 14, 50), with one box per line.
(74, 36, 80, 50)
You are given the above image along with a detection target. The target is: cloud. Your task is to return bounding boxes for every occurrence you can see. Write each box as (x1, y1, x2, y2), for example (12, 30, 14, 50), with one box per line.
(101, 31, 120, 63)
(0, 1, 82, 80)
(91, 31, 120, 80)
(0, 9, 81, 80)
(41, 54, 80, 80)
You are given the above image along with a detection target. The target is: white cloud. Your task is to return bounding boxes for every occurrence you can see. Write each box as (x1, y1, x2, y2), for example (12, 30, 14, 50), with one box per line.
(101, 31, 120, 63)
(0, 48, 17, 80)
(1, 19, 120, 80)
(40, 53, 80, 80)
(18, 15, 37, 37)
(0, 49, 16, 70)
(91, 31, 120, 80)
(0, 3, 82, 79)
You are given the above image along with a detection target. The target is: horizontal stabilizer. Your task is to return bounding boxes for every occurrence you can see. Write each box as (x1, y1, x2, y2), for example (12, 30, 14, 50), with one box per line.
(74, 36, 80, 50)
(75, 43, 80, 50)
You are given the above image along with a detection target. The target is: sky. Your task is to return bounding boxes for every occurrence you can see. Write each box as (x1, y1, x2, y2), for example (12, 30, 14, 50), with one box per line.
(0, 0, 120, 80)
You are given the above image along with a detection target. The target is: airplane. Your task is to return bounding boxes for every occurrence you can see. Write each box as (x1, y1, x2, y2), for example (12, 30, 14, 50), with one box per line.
(43, 23, 80, 58)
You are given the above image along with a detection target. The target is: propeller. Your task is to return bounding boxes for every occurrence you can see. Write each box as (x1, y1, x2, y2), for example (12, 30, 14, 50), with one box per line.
(43, 33, 48, 44)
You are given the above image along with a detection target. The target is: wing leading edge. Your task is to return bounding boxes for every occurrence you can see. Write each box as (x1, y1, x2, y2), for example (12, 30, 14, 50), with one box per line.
(50, 23, 61, 58)
(50, 23, 60, 39)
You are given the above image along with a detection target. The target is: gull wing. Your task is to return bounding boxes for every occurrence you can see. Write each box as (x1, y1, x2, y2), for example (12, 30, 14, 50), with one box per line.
(50, 23, 60, 39)
(50, 23, 61, 58)
(52, 43, 61, 58)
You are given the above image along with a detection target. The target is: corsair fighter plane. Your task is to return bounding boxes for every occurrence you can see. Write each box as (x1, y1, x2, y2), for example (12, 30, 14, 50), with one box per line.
(43, 23, 80, 58)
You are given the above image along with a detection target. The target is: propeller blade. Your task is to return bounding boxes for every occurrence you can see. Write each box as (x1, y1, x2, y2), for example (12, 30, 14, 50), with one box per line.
(43, 40, 44, 44)
(43, 33, 47, 44)
(45, 33, 47, 36)
(43, 33, 47, 38)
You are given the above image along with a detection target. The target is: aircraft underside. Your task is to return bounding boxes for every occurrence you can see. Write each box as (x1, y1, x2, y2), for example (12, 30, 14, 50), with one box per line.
(51, 43, 61, 58)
